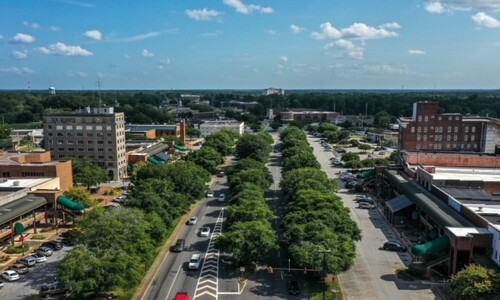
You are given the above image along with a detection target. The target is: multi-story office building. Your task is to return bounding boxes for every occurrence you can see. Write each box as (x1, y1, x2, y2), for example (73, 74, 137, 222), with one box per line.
(198, 120, 244, 137)
(399, 102, 499, 153)
(43, 106, 127, 180)
(280, 110, 339, 123)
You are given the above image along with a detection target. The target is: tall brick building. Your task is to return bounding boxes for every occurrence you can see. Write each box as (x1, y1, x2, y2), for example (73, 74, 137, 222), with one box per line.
(398, 102, 500, 154)
(43, 106, 127, 180)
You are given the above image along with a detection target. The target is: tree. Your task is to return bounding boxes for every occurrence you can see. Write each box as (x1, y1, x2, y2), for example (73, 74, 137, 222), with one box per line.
(0, 124, 11, 139)
(64, 186, 98, 207)
(71, 158, 109, 189)
(341, 152, 360, 162)
(186, 125, 202, 138)
(228, 168, 273, 191)
(204, 131, 236, 155)
(226, 199, 273, 226)
(215, 220, 278, 264)
(235, 133, 272, 162)
(451, 264, 500, 300)
(283, 152, 320, 172)
(185, 146, 224, 174)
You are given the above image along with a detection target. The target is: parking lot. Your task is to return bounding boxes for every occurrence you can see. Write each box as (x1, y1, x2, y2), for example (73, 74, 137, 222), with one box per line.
(0, 241, 73, 299)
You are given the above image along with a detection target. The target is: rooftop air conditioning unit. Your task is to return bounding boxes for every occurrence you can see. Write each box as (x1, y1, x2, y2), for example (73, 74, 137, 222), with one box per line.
(13, 180, 20, 186)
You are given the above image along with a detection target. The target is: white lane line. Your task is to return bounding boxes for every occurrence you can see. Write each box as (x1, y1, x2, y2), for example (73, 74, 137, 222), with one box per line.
(165, 264, 183, 300)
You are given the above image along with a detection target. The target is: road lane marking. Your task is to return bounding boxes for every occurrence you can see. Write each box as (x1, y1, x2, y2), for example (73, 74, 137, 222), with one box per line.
(165, 264, 183, 300)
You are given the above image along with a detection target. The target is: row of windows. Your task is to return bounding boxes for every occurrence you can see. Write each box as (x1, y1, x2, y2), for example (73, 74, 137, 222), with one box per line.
(418, 115, 461, 122)
(416, 134, 476, 142)
(50, 140, 113, 145)
(22, 172, 45, 177)
(411, 125, 476, 133)
(50, 147, 126, 159)
(415, 143, 478, 150)
(45, 117, 125, 125)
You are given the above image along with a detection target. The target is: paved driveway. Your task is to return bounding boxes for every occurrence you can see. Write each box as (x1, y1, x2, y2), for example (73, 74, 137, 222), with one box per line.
(307, 136, 438, 300)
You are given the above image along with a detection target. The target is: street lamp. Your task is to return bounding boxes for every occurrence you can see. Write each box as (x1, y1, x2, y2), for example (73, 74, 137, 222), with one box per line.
(318, 249, 331, 300)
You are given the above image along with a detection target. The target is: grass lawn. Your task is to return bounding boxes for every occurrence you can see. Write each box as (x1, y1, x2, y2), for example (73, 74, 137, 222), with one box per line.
(309, 275, 343, 300)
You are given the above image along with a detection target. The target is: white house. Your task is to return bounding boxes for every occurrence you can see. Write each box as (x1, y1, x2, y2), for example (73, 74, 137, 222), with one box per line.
(198, 120, 244, 137)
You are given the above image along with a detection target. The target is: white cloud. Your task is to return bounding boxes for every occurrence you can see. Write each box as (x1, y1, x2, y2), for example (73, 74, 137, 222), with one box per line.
(290, 24, 306, 34)
(280, 56, 288, 62)
(157, 58, 171, 70)
(23, 21, 40, 30)
(341, 23, 399, 40)
(0, 67, 35, 74)
(325, 39, 364, 60)
(408, 49, 426, 55)
(124, 54, 131, 59)
(0, 34, 3, 40)
(37, 42, 93, 57)
(202, 30, 222, 37)
(11, 50, 28, 60)
(425, 1, 500, 14)
(363, 64, 409, 75)
(53, 0, 95, 8)
(116, 31, 162, 42)
(311, 22, 342, 40)
(266, 29, 277, 35)
(142, 49, 155, 58)
(472, 12, 500, 28)
(381, 22, 402, 29)
(186, 8, 223, 21)
(49, 26, 61, 32)
(223, 0, 273, 15)
(9, 33, 36, 44)
(83, 29, 103, 40)
(425, 2, 446, 14)
(312, 22, 399, 41)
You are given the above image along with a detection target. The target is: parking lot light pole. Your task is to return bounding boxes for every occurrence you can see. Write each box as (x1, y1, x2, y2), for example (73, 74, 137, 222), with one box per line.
(318, 249, 331, 300)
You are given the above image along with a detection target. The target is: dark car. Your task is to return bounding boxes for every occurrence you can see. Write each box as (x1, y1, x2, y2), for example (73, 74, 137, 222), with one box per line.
(288, 280, 300, 295)
(60, 237, 76, 246)
(39, 282, 71, 298)
(383, 241, 407, 252)
(173, 239, 185, 252)
(41, 241, 63, 251)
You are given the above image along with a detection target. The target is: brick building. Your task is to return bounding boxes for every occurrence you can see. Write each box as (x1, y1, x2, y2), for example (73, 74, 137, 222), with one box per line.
(43, 106, 127, 180)
(399, 102, 500, 153)
(280, 110, 339, 123)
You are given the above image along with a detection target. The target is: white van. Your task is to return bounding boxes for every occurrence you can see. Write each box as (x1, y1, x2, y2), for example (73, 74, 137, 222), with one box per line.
(217, 194, 226, 202)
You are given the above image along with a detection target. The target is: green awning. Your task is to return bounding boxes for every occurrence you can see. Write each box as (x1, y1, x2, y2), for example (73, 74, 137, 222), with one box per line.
(148, 156, 163, 165)
(412, 236, 449, 255)
(57, 196, 85, 211)
(174, 144, 188, 152)
(357, 169, 375, 179)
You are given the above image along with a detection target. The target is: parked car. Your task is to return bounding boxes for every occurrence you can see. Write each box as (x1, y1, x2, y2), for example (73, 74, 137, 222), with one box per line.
(188, 254, 202, 270)
(173, 239, 185, 252)
(218, 194, 226, 202)
(39, 282, 71, 298)
(346, 180, 358, 188)
(0, 280, 3, 289)
(335, 147, 346, 153)
(17, 256, 36, 267)
(358, 202, 375, 209)
(357, 197, 374, 205)
(383, 241, 407, 252)
(355, 195, 372, 202)
(217, 171, 225, 177)
(207, 191, 214, 198)
(60, 237, 76, 246)
(174, 292, 190, 300)
(10, 263, 29, 275)
(187, 216, 198, 225)
(41, 241, 63, 251)
(199, 227, 210, 237)
(2, 270, 20, 281)
(37, 246, 53, 256)
(30, 252, 47, 263)
(288, 280, 300, 295)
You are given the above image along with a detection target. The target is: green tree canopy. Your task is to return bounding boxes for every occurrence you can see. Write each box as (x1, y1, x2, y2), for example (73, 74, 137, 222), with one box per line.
(451, 264, 500, 300)
(235, 133, 272, 162)
(64, 186, 98, 208)
(204, 130, 237, 155)
(71, 158, 109, 189)
(185, 146, 224, 174)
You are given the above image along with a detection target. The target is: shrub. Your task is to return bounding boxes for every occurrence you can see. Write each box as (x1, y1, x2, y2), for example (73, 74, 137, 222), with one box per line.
(5, 244, 29, 254)
(358, 144, 372, 150)
(31, 234, 47, 240)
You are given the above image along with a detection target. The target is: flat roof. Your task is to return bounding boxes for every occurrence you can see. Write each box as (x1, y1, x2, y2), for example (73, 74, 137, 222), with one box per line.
(0, 152, 60, 166)
(0, 194, 47, 225)
(441, 187, 500, 201)
(447, 227, 491, 237)
(126, 124, 178, 131)
(428, 167, 500, 182)
(0, 178, 54, 189)
(462, 203, 500, 225)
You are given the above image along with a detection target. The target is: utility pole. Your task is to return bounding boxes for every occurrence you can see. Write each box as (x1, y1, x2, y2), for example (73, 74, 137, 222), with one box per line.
(318, 249, 331, 300)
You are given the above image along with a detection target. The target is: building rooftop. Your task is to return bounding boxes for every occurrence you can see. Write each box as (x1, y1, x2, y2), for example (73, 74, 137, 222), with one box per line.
(126, 124, 178, 131)
(0, 178, 55, 190)
(429, 167, 500, 183)
(446, 227, 491, 237)
(0, 152, 60, 166)
(462, 203, 500, 225)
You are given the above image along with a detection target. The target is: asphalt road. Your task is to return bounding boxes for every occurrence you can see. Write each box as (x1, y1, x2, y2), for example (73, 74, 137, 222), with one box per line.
(307, 135, 438, 300)
(144, 174, 230, 300)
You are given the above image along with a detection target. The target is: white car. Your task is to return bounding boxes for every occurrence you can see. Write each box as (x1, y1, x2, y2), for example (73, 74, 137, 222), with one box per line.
(188, 254, 202, 270)
(30, 252, 47, 263)
(187, 217, 198, 225)
(207, 191, 214, 198)
(199, 227, 210, 237)
(2, 270, 20, 282)
(218, 194, 226, 202)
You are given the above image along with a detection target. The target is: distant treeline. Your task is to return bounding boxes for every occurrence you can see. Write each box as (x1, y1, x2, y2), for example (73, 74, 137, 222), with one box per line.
(0, 91, 498, 125)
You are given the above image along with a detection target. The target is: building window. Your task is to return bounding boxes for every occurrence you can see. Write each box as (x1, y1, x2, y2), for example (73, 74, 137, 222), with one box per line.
(78, 140, 84, 145)
(424, 116, 428, 122)
(78, 148, 84, 151)
(448, 116, 452, 121)
(56, 125, 63, 130)
(447, 126, 451, 133)
(58, 147, 64, 151)
(447, 135, 451, 141)
(86, 125, 93, 130)
(454, 126, 458, 132)
(57, 132, 63, 137)
(467, 143, 471, 148)
(411, 126, 415, 133)
(423, 126, 428, 133)
(474, 143, 478, 148)
(455, 116, 459, 120)
(471, 135, 475, 141)
(87, 133, 93, 137)
(88, 148, 94, 151)
(416, 134, 421, 141)
(417, 126, 421, 133)
(108, 156, 113, 159)
(438, 116, 442, 121)
(453, 135, 457, 141)
(77, 132, 83, 137)
(418, 116, 422, 122)
(464, 135, 468, 141)
(471, 126, 476, 133)
(76, 125, 83, 130)
(464, 126, 469, 133)
(87, 140, 93, 144)
(446, 144, 451, 149)
(66, 125, 73, 130)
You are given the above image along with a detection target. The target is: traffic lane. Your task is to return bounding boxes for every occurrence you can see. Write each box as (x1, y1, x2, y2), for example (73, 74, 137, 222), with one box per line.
(0, 245, 74, 299)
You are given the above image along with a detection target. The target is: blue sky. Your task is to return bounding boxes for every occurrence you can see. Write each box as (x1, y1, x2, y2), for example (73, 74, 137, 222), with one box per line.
(1, 0, 500, 90)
